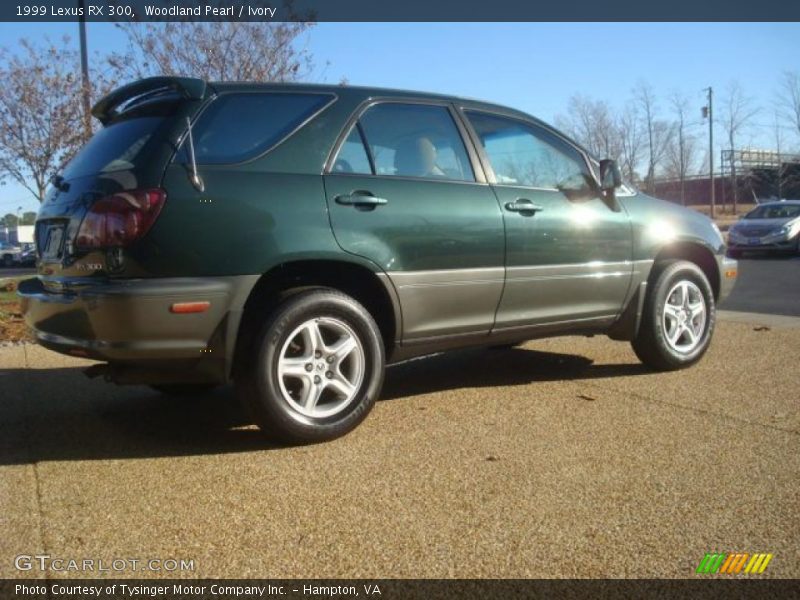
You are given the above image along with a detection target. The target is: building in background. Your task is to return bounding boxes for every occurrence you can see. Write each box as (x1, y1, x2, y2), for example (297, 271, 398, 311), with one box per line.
(0, 225, 34, 245)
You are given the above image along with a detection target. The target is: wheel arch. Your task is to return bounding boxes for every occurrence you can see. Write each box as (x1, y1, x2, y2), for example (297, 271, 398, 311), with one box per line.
(652, 241, 720, 301)
(231, 259, 400, 379)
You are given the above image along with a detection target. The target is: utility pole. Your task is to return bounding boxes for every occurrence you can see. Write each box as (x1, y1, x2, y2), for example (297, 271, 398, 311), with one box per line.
(78, 0, 92, 139)
(704, 87, 715, 220)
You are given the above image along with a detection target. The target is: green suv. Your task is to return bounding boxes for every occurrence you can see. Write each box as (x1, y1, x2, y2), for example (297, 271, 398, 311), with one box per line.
(20, 77, 737, 443)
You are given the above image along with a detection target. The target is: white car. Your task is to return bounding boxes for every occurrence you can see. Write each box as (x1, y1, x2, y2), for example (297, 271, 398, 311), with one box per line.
(0, 241, 22, 267)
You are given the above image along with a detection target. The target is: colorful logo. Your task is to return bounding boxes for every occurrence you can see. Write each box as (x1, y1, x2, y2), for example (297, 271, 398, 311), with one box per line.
(696, 553, 773, 575)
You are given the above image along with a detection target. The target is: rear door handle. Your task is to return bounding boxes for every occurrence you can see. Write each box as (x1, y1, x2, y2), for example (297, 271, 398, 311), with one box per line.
(505, 199, 543, 214)
(335, 190, 388, 208)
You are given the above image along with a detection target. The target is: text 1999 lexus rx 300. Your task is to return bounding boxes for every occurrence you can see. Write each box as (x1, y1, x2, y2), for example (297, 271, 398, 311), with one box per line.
(20, 77, 738, 443)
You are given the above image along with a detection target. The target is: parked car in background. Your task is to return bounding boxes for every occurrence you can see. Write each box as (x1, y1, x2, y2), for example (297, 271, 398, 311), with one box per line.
(20, 77, 737, 443)
(16, 243, 37, 267)
(728, 200, 800, 257)
(0, 241, 21, 267)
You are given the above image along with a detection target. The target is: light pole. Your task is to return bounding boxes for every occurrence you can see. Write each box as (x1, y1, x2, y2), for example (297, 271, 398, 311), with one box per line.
(702, 87, 715, 220)
(78, 0, 92, 138)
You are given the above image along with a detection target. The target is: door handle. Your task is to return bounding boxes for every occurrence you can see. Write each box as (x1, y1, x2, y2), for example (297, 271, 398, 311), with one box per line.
(505, 199, 543, 213)
(335, 191, 388, 207)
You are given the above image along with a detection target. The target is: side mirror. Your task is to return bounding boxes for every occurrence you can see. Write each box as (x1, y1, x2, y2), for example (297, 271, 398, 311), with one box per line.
(599, 159, 622, 192)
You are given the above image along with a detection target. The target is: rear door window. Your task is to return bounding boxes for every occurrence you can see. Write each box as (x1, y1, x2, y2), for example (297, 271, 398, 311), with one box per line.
(184, 93, 332, 164)
(348, 103, 475, 182)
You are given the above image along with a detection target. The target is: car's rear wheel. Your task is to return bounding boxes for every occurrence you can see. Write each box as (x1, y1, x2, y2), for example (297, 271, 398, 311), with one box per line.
(236, 288, 385, 444)
(632, 260, 716, 371)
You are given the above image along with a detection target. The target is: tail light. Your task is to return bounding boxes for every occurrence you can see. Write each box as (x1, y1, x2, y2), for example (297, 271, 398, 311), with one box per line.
(76, 189, 166, 249)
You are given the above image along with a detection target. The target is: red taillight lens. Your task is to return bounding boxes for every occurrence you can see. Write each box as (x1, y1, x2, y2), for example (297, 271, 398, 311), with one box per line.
(76, 189, 166, 249)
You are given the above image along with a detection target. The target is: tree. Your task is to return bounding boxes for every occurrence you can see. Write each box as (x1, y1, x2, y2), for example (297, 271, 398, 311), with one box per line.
(108, 21, 316, 82)
(0, 38, 115, 202)
(634, 81, 674, 193)
(21, 211, 36, 225)
(555, 94, 621, 161)
(666, 92, 699, 204)
(617, 102, 643, 184)
(777, 71, 800, 140)
(721, 81, 758, 213)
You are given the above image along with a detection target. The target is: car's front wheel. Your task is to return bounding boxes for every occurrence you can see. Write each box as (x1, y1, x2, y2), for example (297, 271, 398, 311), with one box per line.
(632, 260, 716, 371)
(237, 288, 385, 444)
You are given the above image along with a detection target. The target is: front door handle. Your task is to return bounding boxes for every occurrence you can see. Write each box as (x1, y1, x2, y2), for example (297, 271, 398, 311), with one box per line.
(505, 199, 543, 214)
(335, 190, 388, 208)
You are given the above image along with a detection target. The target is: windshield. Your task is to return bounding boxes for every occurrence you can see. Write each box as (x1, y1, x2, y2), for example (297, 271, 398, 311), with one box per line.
(745, 204, 800, 220)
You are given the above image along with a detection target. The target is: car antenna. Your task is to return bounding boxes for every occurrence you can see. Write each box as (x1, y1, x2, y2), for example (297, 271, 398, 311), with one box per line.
(185, 116, 204, 192)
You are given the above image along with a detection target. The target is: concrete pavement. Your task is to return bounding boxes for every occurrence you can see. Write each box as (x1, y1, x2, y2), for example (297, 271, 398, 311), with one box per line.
(1, 316, 798, 579)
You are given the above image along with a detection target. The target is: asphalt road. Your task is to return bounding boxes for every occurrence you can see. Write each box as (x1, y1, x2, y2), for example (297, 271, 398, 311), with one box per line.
(720, 255, 800, 317)
(1, 317, 798, 579)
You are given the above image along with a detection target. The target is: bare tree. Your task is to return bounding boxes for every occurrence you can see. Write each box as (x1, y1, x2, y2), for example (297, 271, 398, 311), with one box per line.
(777, 71, 800, 140)
(555, 94, 622, 163)
(108, 21, 316, 82)
(617, 102, 643, 184)
(0, 38, 114, 202)
(666, 92, 699, 204)
(721, 81, 758, 213)
(633, 81, 674, 193)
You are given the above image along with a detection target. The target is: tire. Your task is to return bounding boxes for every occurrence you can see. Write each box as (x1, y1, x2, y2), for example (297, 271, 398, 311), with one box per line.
(236, 288, 385, 444)
(631, 260, 716, 371)
(149, 383, 219, 396)
(2, 255, 12, 267)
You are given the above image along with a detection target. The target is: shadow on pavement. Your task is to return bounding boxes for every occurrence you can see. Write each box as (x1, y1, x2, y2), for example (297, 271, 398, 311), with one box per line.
(0, 347, 651, 465)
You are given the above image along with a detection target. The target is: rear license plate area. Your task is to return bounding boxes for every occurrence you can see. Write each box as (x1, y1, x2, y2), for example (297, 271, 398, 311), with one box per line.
(40, 224, 66, 260)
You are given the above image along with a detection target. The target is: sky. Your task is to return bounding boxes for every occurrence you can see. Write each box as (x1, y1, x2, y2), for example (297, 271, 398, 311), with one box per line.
(0, 21, 799, 214)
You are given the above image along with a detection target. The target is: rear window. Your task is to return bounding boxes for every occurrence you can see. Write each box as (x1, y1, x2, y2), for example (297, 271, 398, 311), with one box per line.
(181, 93, 332, 164)
(62, 116, 166, 180)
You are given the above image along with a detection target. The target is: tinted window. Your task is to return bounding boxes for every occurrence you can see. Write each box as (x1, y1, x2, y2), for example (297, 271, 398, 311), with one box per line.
(332, 126, 372, 175)
(62, 116, 166, 180)
(357, 103, 474, 182)
(467, 111, 593, 191)
(187, 93, 330, 164)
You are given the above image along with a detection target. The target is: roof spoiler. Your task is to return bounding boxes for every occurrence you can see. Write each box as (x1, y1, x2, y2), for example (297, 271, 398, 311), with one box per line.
(91, 77, 207, 124)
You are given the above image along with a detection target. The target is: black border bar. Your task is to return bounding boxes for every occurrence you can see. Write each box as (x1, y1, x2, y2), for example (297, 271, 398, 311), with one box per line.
(3, 0, 800, 22)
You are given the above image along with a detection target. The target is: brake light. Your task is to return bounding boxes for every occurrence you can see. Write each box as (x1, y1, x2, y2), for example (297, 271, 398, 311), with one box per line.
(76, 189, 166, 249)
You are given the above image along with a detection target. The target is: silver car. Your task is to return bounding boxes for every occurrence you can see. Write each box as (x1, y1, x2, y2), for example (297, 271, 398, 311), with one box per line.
(727, 200, 800, 256)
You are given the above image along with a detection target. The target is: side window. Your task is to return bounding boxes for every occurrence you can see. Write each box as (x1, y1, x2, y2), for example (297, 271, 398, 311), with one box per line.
(180, 93, 331, 164)
(466, 111, 593, 191)
(331, 126, 372, 174)
(355, 103, 475, 182)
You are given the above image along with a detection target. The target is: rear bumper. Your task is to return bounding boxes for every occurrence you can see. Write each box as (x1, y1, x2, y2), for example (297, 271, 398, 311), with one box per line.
(18, 276, 254, 381)
(716, 255, 738, 304)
